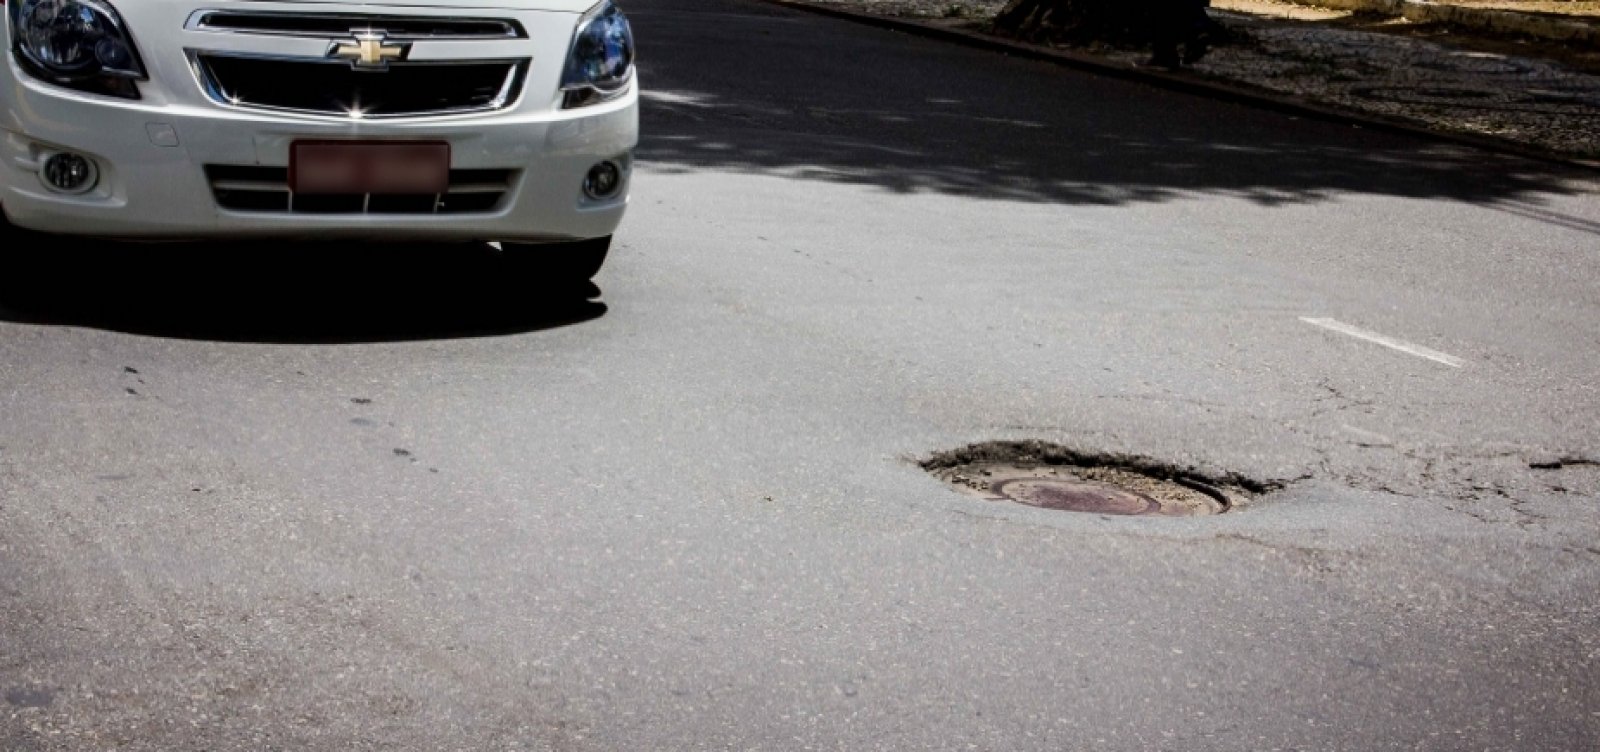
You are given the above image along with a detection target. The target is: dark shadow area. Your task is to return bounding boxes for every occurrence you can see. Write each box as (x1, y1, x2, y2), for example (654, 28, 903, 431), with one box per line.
(0, 238, 606, 344)
(628, 0, 1595, 210)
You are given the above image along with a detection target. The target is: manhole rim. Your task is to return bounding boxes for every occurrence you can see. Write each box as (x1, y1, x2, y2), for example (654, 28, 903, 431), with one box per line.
(922, 440, 1279, 518)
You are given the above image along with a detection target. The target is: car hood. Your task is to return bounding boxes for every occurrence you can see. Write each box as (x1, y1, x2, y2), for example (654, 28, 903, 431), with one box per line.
(216, 0, 599, 13)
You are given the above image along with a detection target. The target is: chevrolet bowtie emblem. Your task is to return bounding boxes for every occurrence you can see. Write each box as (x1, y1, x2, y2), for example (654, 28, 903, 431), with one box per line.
(329, 31, 410, 70)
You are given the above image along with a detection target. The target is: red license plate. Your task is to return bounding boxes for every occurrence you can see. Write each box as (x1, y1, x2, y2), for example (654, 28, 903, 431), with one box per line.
(290, 141, 450, 195)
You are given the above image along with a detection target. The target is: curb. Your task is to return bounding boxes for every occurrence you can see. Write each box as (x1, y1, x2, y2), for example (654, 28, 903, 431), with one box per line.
(756, 0, 1600, 172)
(1308, 0, 1600, 45)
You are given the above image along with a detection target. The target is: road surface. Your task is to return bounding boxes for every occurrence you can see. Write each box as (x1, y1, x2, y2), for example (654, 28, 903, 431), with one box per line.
(3, 0, 1599, 748)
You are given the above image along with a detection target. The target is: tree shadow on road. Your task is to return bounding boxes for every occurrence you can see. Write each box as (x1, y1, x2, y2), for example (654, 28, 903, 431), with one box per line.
(0, 240, 606, 344)
(632, 2, 1596, 213)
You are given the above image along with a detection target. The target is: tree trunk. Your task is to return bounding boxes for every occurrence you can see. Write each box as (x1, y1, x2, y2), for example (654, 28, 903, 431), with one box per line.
(993, 0, 1156, 44)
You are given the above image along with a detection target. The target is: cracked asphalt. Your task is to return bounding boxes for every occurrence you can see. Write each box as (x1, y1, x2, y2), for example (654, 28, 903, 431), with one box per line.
(3, 0, 1599, 748)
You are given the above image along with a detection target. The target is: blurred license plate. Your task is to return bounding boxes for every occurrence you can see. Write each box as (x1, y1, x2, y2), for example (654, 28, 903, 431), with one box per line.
(290, 141, 450, 195)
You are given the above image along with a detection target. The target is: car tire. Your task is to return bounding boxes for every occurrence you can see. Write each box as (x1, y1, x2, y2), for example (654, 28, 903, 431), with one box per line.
(0, 208, 29, 266)
(501, 236, 611, 285)
(0, 209, 36, 314)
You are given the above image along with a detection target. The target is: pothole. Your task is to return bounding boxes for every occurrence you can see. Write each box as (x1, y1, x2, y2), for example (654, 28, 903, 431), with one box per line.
(924, 441, 1273, 518)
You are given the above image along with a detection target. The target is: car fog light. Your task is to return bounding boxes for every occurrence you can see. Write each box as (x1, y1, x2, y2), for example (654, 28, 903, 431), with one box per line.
(41, 152, 99, 195)
(583, 161, 622, 200)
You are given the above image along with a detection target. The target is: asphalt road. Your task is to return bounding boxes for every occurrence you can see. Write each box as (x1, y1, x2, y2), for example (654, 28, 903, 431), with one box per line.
(4, 0, 1600, 749)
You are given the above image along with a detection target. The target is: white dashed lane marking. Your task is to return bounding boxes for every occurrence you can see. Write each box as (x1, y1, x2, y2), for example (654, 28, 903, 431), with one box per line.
(1300, 317, 1465, 368)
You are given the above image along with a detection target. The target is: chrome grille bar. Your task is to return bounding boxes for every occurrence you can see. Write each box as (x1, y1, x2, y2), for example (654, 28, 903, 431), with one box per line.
(187, 11, 526, 39)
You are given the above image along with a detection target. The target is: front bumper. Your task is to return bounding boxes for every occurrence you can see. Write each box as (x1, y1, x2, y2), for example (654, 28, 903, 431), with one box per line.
(0, 4, 638, 242)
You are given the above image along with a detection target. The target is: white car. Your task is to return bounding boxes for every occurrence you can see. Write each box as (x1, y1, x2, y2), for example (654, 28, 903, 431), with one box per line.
(1, 0, 638, 281)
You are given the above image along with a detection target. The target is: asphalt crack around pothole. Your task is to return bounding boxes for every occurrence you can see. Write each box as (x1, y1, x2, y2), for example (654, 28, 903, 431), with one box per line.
(1529, 455, 1600, 471)
(923, 441, 1278, 518)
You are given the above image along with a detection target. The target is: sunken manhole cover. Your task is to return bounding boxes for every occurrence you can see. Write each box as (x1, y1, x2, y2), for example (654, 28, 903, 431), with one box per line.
(925, 443, 1263, 518)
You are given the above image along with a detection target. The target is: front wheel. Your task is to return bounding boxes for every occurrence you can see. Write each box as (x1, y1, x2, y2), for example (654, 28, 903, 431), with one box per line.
(501, 236, 611, 285)
(0, 206, 18, 243)
(0, 209, 41, 314)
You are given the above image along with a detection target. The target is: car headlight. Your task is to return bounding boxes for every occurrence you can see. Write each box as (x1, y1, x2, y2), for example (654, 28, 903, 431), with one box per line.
(560, 0, 634, 109)
(8, 0, 146, 99)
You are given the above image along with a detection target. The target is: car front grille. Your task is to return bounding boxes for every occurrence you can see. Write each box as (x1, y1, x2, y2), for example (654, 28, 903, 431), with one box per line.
(193, 54, 527, 118)
(206, 165, 514, 215)
(188, 12, 526, 39)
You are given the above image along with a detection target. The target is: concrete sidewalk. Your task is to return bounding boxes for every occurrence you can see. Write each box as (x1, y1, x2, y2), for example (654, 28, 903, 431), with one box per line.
(790, 0, 1600, 162)
(1310, 0, 1600, 43)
